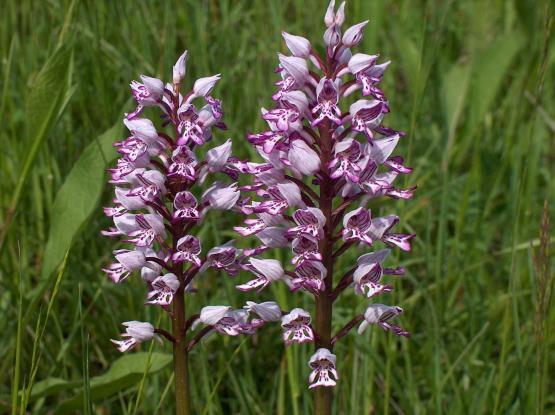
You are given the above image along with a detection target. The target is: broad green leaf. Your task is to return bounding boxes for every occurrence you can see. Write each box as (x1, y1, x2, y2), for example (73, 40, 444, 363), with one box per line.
(468, 31, 525, 131)
(40, 124, 121, 282)
(23, 125, 120, 330)
(26, 378, 79, 402)
(56, 353, 172, 413)
(0, 45, 72, 252)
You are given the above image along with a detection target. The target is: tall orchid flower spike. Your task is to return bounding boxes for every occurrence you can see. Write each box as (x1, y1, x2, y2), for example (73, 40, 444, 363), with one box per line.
(103, 52, 270, 415)
(236, 2, 415, 414)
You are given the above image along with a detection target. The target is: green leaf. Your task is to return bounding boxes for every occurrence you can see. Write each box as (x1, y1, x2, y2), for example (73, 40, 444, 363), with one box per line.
(0, 45, 72, 252)
(56, 352, 172, 413)
(27, 378, 79, 402)
(468, 31, 525, 130)
(22, 124, 120, 329)
(40, 124, 121, 282)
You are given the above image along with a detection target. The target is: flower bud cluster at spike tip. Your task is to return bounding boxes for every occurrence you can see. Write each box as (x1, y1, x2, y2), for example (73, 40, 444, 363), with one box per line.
(236, 0, 415, 390)
(104, 51, 271, 352)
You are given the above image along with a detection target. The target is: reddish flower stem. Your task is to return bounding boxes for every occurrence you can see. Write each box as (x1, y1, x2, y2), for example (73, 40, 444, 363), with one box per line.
(332, 192, 364, 219)
(333, 241, 354, 258)
(145, 256, 171, 271)
(184, 313, 200, 333)
(330, 267, 356, 301)
(154, 328, 176, 343)
(314, 119, 335, 415)
(146, 200, 172, 222)
(187, 326, 213, 352)
(172, 283, 191, 415)
(331, 315, 364, 345)
(336, 126, 352, 142)
(182, 265, 200, 287)
(300, 192, 317, 207)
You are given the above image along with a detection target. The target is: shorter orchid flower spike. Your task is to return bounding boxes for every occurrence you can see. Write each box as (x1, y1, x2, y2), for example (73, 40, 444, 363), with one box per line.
(173, 50, 188, 84)
(244, 301, 282, 322)
(308, 348, 338, 389)
(111, 321, 157, 352)
(342, 20, 369, 47)
(193, 74, 221, 97)
(357, 304, 409, 337)
(282, 32, 312, 57)
(106, 50, 271, 409)
(281, 308, 314, 345)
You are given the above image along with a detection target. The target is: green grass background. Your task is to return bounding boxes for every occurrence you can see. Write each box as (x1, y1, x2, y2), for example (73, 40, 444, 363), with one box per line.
(1, 0, 554, 413)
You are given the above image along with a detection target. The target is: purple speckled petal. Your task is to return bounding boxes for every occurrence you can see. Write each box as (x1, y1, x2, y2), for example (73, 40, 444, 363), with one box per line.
(308, 348, 338, 389)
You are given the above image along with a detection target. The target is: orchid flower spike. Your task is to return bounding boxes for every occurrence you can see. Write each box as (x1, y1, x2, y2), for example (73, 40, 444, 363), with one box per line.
(103, 50, 273, 412)
(235, 1, 415, 399)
